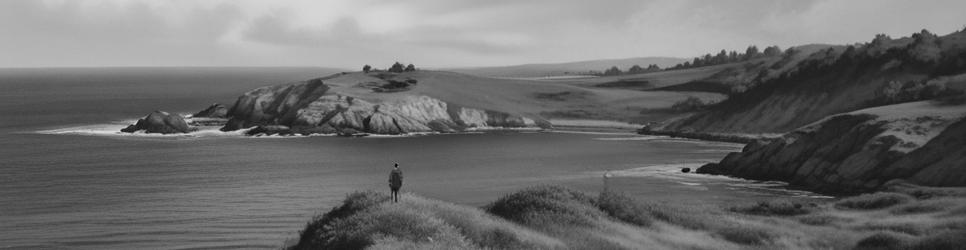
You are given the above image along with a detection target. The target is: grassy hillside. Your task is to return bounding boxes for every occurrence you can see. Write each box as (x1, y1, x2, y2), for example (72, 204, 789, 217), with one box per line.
(658, 29, 966, 133)
(312, 70, 724, 124)
(287, 185, 966, 250)
(444, 57, 686, 78)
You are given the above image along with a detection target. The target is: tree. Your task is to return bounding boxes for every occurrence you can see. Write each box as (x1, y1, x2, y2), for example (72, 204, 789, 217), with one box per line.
(603, 66, 622, 76)
(362, 64, 372, 73)
(714, 50, 728, 64)
(388, 62, 405, 73)
(404, 64, 416, 72)
(744, 46, 760, 60)
(729, 51, 739, 62)
(628, 65, 644, 74)
(763, 46, 782, 57)
(646, 64, 661, 71)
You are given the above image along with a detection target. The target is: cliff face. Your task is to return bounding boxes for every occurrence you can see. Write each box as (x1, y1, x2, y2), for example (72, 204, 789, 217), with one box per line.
(222, 78, 546, 135)
(698, 101, 966, 194)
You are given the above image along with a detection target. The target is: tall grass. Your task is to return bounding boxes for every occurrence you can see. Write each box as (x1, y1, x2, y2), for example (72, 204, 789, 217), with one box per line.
(485, 185, 603, 228)
(835, 192, 913, 210)
(287, 184, 966, 250)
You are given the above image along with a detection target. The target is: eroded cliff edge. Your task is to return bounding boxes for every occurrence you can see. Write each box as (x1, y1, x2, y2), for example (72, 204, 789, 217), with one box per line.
(220, 77, 549, 136)
(698, 100, 966, 194)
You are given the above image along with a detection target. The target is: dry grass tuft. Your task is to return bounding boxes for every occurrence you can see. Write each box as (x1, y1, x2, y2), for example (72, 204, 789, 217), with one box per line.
(835, 192, 913, 210)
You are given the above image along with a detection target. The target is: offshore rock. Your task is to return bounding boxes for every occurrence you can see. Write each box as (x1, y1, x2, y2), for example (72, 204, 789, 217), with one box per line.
(121, 111, 191, 134)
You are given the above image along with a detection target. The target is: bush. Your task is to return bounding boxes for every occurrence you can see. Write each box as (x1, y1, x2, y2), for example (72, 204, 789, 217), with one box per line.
(835, 193, 913, 210)
(322, 206, 469, 249)
(714, 224, 774, 245)
(289, 191, 390, 250)
(853, 232, 912, 250)
(485, 186, 602, 228)
(731, 200, 813, 216)
(670, 96, 708, 112)
(891, 202, 947, 215)
(596, 191, 654, 227)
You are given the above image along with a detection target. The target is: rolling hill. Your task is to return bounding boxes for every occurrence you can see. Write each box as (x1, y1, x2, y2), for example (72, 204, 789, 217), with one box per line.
(444, 57, 686, 78)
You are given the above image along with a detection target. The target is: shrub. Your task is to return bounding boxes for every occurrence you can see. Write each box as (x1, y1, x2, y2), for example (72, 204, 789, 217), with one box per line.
(835, 193, 913, 210)
(891, 202, 947, 215)
(485, 186, 602, 228)
(670, 96, 708, 112)
(853, 232, 912, 250)
(714, 224, 774, 245)
(596, 191, 654, 227)
(289, 191, 390, 250)
(731, 200, 812, 216)
(322, 206, 469, 249)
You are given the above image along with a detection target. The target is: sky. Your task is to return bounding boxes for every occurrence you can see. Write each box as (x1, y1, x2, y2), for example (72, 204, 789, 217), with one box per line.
(1, 0, 965, 68)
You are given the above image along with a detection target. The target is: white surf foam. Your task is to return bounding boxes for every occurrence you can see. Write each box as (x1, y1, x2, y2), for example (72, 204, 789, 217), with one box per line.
(600, 163, 832, 199)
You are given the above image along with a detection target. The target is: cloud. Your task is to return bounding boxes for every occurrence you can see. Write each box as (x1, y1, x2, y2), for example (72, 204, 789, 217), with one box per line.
(0, 0, 964, 67)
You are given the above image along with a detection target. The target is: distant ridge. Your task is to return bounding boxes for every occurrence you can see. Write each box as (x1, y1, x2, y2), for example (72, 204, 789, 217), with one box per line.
(444, 57, 687, 78)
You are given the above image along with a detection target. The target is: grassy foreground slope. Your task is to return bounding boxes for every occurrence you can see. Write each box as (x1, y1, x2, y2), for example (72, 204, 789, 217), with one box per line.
(286, 185, 966, 250)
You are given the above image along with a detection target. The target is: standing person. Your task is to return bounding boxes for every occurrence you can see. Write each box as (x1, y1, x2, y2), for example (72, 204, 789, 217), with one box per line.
(389, 163, 403, 203)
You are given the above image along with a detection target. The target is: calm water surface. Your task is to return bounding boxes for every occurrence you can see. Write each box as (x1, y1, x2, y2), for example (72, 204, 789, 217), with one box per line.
(0, 68, 810, 249)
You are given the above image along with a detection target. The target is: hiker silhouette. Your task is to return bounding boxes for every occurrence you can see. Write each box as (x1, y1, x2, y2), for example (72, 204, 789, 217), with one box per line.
(389, 163, 403, 203)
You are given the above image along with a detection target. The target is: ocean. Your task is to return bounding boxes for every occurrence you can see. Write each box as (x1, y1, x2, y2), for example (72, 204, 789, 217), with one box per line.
(0, 68, 820, 249)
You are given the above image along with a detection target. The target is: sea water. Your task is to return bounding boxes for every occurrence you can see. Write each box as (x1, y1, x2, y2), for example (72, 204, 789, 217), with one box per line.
(0, 68, 823, 250)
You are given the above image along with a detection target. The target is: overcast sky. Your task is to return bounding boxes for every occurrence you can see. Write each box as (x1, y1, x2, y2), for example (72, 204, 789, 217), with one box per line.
(2, 0, 965, 68)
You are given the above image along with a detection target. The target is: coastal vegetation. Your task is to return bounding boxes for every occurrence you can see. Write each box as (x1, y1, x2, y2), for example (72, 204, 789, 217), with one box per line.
(288, 184, 966, 250)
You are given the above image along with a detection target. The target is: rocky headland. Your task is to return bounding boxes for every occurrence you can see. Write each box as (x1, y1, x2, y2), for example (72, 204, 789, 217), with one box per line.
(698, 100, 966, 194)
(121, 72, 555, 136)
(220, 78, 547, 136)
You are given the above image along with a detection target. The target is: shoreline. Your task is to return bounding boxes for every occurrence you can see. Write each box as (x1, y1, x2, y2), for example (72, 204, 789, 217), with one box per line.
(637, 128, 782, 144)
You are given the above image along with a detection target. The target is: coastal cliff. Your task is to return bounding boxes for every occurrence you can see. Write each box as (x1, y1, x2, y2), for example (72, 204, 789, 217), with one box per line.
(698, 100, 966, 194)
(661, 29, 966, 134)
(221, 77, 547, 135)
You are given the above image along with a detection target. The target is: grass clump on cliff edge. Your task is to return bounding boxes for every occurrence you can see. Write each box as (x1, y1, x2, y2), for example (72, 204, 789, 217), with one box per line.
(730, 200, 815, 216)
(835, 192, 913, 210)
(287, 191, 562, 250)
(485, 185, 603, 229)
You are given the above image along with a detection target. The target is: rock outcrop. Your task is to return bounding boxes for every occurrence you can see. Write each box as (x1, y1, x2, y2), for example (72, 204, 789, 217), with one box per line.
(221, 78, 547, 135)
(698, 101, 966, 194)
(193, 103, 228, 118)
(121, 111, 191, 134)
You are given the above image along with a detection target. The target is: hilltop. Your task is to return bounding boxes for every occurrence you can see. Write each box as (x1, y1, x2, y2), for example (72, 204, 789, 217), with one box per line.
(445, 57, 686, 78)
